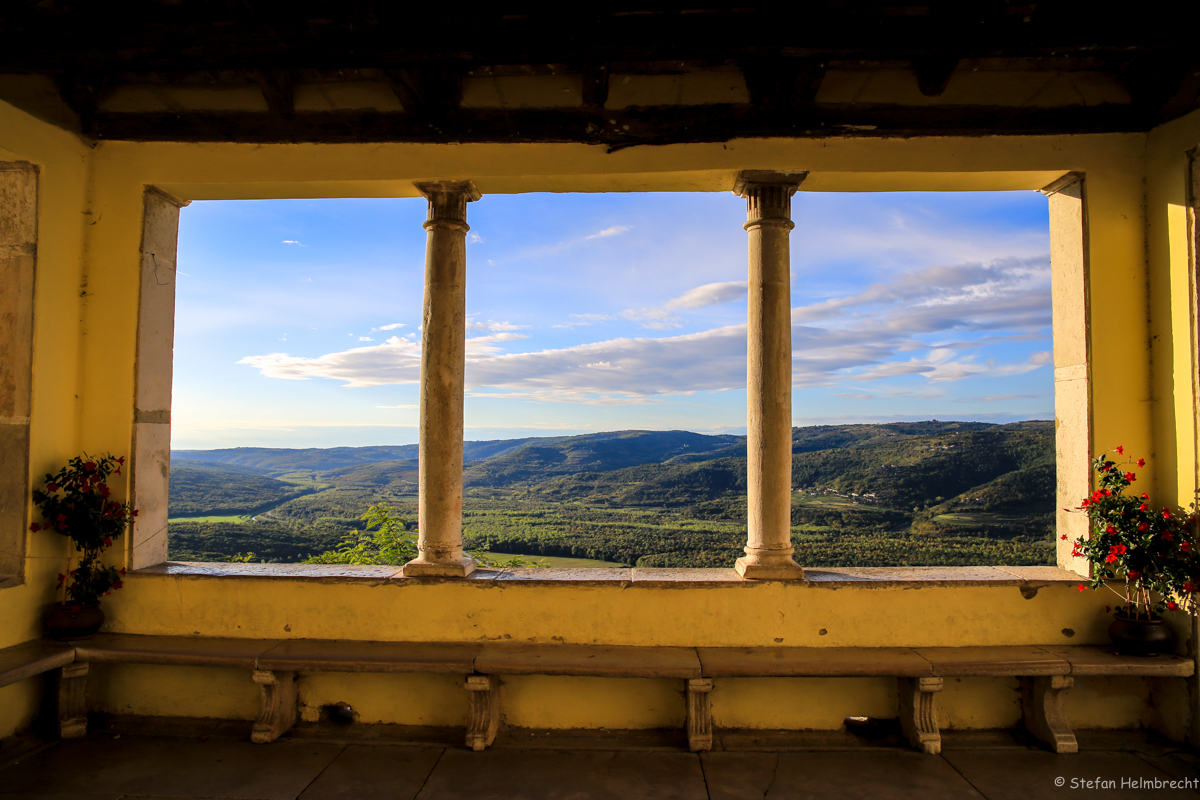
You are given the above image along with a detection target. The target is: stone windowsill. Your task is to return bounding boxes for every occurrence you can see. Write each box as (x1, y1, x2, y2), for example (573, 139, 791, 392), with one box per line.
(132, 561, 1083, 588)
(0, 573, 22, 591)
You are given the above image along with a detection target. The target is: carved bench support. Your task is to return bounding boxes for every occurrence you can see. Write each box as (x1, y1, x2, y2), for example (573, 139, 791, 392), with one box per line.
(466, 674, 499, 751)
(1022, 675, 1077, 753)
(899, 676, 942, 754)
(686, 678, 714, 752)
(251, 669, 297, 744)
(56, 662, 89, 739)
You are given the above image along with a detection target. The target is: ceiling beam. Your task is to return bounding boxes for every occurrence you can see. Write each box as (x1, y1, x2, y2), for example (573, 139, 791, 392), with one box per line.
(78, 102, 1148, 146)
(253, 69, 294, 115)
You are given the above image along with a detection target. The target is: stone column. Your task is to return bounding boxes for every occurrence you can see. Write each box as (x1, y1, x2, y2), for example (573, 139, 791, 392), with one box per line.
(404, 180, 481, 578)
(734, 170, 807, 580)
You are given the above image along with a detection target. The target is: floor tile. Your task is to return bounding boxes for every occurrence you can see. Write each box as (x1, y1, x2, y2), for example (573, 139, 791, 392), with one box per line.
(0, 737, 344, 799)
(299, 745, 443, 800)
(943, 749, 1200, 799)
(706, 751, 983, 799)
(415, 749, 707, 800)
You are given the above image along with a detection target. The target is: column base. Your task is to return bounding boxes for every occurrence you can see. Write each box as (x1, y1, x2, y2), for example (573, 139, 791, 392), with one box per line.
(734, 554, 805, 580)
(402, 556, 477, 578)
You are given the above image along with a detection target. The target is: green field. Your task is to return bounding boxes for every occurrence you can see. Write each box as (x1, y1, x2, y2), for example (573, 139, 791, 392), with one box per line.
(472, 551, 627, 569)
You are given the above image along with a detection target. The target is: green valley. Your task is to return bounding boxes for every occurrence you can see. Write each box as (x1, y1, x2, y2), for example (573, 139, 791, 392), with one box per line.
(167, 420, 1056, 568)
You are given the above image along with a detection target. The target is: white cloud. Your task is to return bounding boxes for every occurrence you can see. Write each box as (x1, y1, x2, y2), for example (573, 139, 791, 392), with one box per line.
(238, 256, 1052, 401)
(374, 323, 406, 331)
(664, 281, 748, 310)
(953, 394, 1040, 403)
(467, 319, 530, 332)
(469, 233, 484, 243)
(585, 225, 631, 240)
(376, 404, 418, 409)
(358, 336, 373, 341)
(281, 240, 306, 246)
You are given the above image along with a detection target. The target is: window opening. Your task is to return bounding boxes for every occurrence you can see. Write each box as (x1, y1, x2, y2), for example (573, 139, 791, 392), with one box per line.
(166, 190, 1054, 570)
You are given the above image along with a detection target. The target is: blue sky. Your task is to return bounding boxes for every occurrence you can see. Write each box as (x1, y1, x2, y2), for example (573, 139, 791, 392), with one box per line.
(171, 190, 1052, 450)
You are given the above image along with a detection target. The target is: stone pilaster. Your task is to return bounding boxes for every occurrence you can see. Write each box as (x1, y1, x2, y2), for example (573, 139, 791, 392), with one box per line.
(404, 181, 481, 578)
(733, 170, 807, 580)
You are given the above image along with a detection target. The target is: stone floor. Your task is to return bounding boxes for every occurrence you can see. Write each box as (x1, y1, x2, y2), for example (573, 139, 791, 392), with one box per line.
(2, 722, 1199, 799)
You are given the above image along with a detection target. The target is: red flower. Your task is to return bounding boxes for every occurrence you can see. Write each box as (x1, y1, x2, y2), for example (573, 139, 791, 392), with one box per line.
(103, 537, 112, 547)
(1138, 522, 1150, 532)
(1109, 544, 1127, 555)
(1162, 532, 1175, 542)
(1060, 534, 1068, 540)
(1128, 570, 1142, 580)
(98, 483, 110, 498)
(1137, 458, 1146, 467)
(1105, 525, 1116, 534)
(84, 461, 96, 472)
(1185, 581, 1197, 593)
(46, 482, 59, 492)
(29, 522, 40, 532)
(1125, 472, 1137, 482)
(1168, 600, 1179, 611)
(1078, 584, 1086, 592)
(1182, 542, 1191, 553)
(1115, 446, 1124, 455)
(112, 580, 123, 590)
(116, 456, 124, 464)
(1080, 499, 1091, 508)
(1106, 554, 1119, 563)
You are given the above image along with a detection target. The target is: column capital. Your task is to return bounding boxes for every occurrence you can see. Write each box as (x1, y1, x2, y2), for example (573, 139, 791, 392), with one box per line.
(734, 170, 807, 227)
(414, 180, 481, 229)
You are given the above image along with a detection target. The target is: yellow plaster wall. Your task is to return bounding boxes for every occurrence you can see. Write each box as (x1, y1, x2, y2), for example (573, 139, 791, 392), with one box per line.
(1145, 109, 1200, 511)
(0, 101, 91, 737)
(4, 97, 1196, 738)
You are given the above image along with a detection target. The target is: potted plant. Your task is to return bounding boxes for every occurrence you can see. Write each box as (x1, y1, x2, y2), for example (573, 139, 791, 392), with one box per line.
(30, 454, 136, 640)
(1071, 448, 1198, 656)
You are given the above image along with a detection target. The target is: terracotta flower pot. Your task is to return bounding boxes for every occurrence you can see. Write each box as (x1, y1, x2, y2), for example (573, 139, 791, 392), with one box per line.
(45, 602, 105, 640)
(1107, 614, 1174, 657)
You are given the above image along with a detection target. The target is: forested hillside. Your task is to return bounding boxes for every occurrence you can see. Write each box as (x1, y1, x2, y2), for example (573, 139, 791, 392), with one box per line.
(167, 421, 1056, 567)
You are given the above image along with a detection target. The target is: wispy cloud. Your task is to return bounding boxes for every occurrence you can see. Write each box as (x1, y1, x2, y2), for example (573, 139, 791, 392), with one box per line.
(376, 404, 418, 409)
(358, 336, 373, 341)
(467, 319, 530, 332)
(954, 394, 1041, 403)
(585, 225, 631, 240)
(239, 256, 1051, 401)
(374, 322, 406, 331)
(281, 240, 306, 246)
(665, 281, 748, 310)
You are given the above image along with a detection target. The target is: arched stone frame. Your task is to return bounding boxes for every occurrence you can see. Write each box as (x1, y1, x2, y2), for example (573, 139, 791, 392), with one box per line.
(0, 162, 38, 587)
(127, 186, 188, 571)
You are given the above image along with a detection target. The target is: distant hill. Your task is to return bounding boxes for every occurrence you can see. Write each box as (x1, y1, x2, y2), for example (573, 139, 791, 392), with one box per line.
(462, 430, 743, 487)
(169, 461, 314, 516)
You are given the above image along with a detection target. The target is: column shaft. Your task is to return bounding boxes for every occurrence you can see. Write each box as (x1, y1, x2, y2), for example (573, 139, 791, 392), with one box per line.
(405, 181, 480, 578)
(735, 171, 806, 580)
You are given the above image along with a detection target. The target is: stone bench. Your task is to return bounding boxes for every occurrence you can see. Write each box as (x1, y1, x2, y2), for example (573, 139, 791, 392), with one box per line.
(0, 639, 79, 736)
(17, 634, 1194, 754)
(695, 644, 1195, 754)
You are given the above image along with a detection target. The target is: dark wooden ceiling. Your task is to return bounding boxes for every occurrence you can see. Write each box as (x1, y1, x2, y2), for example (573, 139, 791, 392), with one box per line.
(1, 2, 1198, 146)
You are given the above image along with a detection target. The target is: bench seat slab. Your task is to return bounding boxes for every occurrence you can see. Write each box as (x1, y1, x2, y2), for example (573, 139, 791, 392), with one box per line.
(899, 676, 942, 755)
(0, 640, 74, 688)
(256, 640, 480, 674)
(915, 646, 1070, 676)
(475, 644, 701, 679)
(1040, 646, 1195, 677)
(697, 647, 932, 678)
(74, 634, 279, 668)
